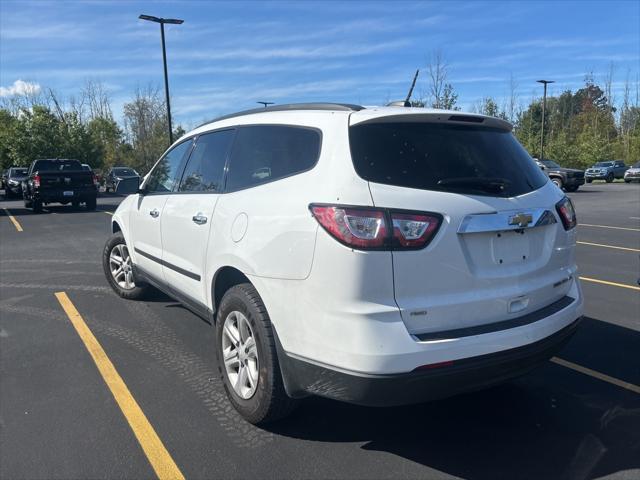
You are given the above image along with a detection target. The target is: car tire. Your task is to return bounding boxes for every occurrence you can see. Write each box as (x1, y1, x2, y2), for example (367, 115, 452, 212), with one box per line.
(551, 177, 563, 189)
(86, 197, 97, 210)
(586, 178, 592, 183)
(565, 185, 579, 192)
(24, 197, 32, 208)
(4, 190, 12, 199)
(606, 173, 614, 183)
(102, 232, 149, 300)
(215, 283, 298, 425)
(624, 179, 631, 183)
(32, 199, 42, 213)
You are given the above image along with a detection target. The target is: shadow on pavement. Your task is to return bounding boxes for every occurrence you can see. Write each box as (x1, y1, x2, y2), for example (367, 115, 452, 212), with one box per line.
(269, 317, 640, 480)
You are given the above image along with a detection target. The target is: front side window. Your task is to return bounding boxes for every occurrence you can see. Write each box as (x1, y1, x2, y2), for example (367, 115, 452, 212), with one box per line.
(350, 122, 548, 197)
(226, 125, 321, 192)
(144, 140, 193, 193)
(179, 129, 235, 192)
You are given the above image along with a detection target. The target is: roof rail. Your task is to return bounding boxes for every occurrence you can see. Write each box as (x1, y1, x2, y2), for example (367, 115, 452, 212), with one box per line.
(196, 102, 365, 128)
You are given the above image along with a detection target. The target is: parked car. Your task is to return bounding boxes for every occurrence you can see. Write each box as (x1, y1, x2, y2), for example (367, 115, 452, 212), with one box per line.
(585, 160, 627, 183)
(105, 167, 140, 193)
(539, 159, 585, 192)
(624, 161, 640, 183)
(1, 167, 13, 189)
(3, 167, 29, 198)
(23, 158, 98, 212)
(102, 103, 583, 424)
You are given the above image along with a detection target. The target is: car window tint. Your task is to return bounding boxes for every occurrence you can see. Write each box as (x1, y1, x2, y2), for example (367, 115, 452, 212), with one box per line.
(145, 140, 193, 193)
(179, 130, 234, 192)
(350, 122, 548, 197)
(33, 160, 82, 172)
(226, 125, 321, 192)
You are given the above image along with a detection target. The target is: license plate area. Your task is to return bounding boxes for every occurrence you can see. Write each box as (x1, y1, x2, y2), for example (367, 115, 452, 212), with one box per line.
(491, 230, 531, 265)
(63, 191, 74, 196)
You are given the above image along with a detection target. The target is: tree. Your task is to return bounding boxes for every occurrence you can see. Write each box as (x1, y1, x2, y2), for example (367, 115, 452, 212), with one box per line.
(425, 50, 459, 110)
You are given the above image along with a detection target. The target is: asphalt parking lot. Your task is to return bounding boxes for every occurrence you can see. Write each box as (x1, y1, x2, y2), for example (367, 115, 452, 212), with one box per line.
(1, 183, 638, 480)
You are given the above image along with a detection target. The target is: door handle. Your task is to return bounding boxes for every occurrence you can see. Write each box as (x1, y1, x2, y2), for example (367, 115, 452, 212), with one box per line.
(149, 208, 160, 218)
(192, 213, 207, 225)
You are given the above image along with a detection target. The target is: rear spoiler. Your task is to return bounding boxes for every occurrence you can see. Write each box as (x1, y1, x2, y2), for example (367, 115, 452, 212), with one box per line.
(350, 111, 513, 132)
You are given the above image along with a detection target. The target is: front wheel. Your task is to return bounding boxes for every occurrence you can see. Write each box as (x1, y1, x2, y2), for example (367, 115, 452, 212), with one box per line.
(586, 178, 592, 183)
(215, 283, 298, 425)
(551, 177, 563, 189)
(606, 173, 614, 183)
(102, 232, 149, 300)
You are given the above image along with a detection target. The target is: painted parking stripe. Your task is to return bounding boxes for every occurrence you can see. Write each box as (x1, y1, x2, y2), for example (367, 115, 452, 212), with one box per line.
(3, 208, 23, 232)
(551, 357, 640, 394)
(578, 223, 640, 232)
(579, 276, 640, 291)
(103, 211, 114, 216)
(54, 292, 185, 480)
(576, 241, 640, 253)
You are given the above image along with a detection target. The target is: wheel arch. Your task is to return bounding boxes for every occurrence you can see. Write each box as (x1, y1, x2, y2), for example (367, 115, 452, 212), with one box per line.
(211, 266, 252, 320)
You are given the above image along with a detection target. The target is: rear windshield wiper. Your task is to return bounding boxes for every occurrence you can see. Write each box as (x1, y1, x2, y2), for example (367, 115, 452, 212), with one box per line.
(437, 177, 511, 193)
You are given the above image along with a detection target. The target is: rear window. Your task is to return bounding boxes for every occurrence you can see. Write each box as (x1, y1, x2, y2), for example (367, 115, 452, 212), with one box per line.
(113, 168, 137, 176)
(225, 125, 321, 192)
(11, 168, 28, 175)
(349, 122, 548, 197)
(33, 160, 82, 172)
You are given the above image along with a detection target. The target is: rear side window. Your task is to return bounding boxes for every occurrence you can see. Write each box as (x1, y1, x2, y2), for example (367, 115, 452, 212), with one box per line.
(179, 129, 235, 192)
(226, 125, 321, 192)
(350, 122, 548, 197)
(145, 140, 193, 193)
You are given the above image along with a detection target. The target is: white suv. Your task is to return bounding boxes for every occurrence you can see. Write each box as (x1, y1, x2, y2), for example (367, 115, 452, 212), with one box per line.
(102, 103, 583, 424)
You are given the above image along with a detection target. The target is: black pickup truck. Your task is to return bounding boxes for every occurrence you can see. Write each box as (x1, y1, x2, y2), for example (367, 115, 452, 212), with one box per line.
(23, 159, 98, 213)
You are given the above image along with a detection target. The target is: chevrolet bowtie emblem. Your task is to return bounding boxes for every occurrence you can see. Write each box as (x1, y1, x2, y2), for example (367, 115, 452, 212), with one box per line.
(509, 212, 533, 228)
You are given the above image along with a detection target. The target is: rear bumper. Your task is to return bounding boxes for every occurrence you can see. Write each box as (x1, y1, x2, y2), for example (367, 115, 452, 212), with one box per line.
(280, 317, 581, 406)
(31, 187, 97, 202)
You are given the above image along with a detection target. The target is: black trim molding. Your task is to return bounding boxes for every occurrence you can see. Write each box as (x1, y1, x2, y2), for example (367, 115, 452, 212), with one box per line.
(414, 296, 575, 341)
(134, 247, 201, 281)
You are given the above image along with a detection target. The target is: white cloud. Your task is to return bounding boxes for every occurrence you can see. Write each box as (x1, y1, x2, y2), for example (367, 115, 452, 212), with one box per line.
(0, 79, 41, 97)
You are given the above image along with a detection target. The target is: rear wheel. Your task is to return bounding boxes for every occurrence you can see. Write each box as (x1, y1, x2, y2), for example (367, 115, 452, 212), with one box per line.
(216, 283, 298, 424)
(86, 197, 97, 210)
(32, 199, 42, 213)
(565, 185, 579, 192)
(606, 173, 614, 183)
(102, 232, 149, 300)
(551, 177, 563, 189)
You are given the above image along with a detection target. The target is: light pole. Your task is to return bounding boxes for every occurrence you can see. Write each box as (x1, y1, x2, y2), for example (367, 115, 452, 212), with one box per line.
(536, 79, 554, 161)
(139, 14, 184, 145)
(257, 102, 274, 108)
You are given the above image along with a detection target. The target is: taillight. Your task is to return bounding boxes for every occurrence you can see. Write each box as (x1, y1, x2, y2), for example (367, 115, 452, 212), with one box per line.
(309, 204, 442, 250)
(309, 205, 388, 249)
(391, 212, 441, 249)
(92, 174, 99, 187)
(556, 196, 577, 230)
(33, 175, 40, 188)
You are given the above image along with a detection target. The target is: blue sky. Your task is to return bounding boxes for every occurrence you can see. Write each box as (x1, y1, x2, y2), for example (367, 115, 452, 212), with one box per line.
(1, 0, 638, 129)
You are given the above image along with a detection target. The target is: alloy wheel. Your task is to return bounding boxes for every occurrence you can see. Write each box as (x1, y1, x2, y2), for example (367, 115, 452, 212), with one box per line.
(109, 243, 135, 290)
(221, 311, 259, 399)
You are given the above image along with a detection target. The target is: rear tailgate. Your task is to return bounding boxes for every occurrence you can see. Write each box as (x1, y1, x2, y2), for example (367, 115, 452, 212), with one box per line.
(349, 111, 578, 336)
(37, 171, 94, 190)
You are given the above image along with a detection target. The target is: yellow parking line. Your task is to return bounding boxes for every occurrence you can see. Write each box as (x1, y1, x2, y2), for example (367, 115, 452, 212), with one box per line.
(578, 223, 640, 232)
(3, 208, 23, 232)
(103, 211, 114, 216)
(579, 276, 640, 291)
(54, 292, 185, 480)
(551, 357, 640, 394)
(576, 241, 640, 252)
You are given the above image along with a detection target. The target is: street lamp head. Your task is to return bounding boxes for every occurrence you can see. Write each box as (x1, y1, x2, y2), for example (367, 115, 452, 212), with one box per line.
(536, 80, 555, 85)
(139, 14, 184, 24)
(139, 14, 161, 23)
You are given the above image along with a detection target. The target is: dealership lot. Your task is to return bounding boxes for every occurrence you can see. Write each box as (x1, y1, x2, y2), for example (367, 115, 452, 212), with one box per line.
(1, 184, 638, 479)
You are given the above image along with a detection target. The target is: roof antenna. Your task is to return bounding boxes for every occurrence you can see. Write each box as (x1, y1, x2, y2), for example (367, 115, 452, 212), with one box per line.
(404, 69, 420, 107)
(257, 101, 274, 108)
(386, 69, 420, 107)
